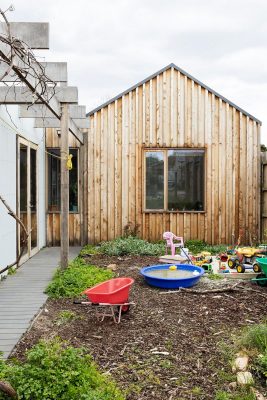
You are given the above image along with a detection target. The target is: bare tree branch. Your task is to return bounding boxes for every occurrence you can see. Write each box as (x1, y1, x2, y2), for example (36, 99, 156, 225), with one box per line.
(0, 195, 29, 275)
(0, 7, 57, 109)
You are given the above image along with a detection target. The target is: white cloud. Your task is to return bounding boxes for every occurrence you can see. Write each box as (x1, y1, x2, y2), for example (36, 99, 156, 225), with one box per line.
(2, 0, 267, 142)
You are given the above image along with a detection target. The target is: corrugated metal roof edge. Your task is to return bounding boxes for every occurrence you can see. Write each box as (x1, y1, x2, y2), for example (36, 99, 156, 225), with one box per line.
(87, 63, 262, 125)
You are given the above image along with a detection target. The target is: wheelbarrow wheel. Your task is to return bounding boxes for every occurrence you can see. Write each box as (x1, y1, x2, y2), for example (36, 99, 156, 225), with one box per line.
(236, 263, 245, 273)
(116, 304, 131, 315)
(253, 263, 261, 273)
(256, 273, 267, 287)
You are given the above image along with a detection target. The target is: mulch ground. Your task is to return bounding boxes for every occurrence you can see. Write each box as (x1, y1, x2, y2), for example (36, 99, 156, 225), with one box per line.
(12, 255, 267, 400)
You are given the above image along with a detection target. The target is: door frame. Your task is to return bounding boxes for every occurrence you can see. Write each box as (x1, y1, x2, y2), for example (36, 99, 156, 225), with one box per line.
(17, 136, 39, 264)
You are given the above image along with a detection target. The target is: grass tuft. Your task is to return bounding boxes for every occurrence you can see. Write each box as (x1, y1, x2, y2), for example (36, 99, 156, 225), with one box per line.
(238, 324, 267, 354)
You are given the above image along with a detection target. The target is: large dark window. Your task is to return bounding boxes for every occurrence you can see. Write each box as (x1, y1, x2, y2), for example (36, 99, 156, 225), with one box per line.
(47, 148, 78, 212)
(145, 149, 204, 212)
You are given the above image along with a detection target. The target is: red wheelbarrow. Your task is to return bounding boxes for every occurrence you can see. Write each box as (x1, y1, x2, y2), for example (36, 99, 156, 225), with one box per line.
(74, 277, 135, 323)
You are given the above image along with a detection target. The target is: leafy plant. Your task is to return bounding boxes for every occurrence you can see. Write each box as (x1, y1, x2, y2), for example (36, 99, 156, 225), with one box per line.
(257, 352, 267, 380)
(207, 273, 224, 280)
(80, 244, 100, 257)
(215, 389, 256, 400)
(7, 267, 17, 275)
(99, 236, 165, 256)
(45, 257, 113, 298)
(238, 323, 267, 383)
(185, 239, 227, 255)
(203, 244, 228, 255)
(55, 310, 78, 326)
(191, 386, 203, 395)
(184, 239, 207, 254)
(0, 338, 125, 400)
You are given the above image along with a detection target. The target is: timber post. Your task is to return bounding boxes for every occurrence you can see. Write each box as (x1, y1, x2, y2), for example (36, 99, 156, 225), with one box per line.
(60, 102, 69, 268)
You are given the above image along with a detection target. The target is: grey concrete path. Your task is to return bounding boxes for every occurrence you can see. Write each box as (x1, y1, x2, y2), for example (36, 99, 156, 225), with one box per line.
(0, 247, 81, 359)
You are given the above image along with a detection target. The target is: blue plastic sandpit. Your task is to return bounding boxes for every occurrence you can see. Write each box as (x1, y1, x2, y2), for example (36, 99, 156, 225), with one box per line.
(140, 264, 205, 289)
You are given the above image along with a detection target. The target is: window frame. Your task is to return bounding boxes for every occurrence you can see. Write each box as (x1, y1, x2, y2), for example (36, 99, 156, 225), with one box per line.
(46, 147, 80, 214)
(143, 147, 206, 213)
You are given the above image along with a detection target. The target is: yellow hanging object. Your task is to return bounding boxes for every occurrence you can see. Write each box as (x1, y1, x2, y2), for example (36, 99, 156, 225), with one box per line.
(66, 154, 73, 170)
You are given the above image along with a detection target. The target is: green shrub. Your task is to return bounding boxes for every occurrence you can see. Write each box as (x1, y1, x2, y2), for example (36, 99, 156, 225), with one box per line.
(238, 324, 267, 354)
(185, 239, 227, 255)
(0, 338, 124, 400)
(184, 239, 207, 254)
(45, 257, 113, 298)
(97, 237, 228, 257)
(99, 236, 165, 256)
(236, 323, 267, 385)
(203, 244, 228, 255)
(257, 352, 267, 380)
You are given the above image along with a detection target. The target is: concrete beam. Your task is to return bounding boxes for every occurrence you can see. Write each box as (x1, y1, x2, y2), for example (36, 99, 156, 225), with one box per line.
(0, 22, 49, 49)
(0, 23, 83, 143)
(68, 119, 84, 142)
(0, 62, 68, 83)
(53, 86, 78, 103)
(40, 62, 67, 82)
(34, 117, 89, 129)
(19, 104, 86, 119)
(0, 86, 78, 104)
(37, 92, 84, 144)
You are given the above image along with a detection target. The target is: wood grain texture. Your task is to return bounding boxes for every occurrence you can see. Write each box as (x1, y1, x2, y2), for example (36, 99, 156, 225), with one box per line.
(87, 67, 261, 244)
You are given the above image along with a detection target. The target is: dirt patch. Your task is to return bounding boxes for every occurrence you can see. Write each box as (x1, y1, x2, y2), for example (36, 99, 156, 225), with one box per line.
(12, 255, 267, 399)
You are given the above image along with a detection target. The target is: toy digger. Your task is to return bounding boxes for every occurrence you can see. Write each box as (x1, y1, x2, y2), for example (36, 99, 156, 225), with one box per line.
(192, 251, 213, 272)
(227, 247, 265, 273)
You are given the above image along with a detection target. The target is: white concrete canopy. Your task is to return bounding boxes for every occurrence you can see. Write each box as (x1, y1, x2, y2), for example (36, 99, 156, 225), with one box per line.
(34, 117, 89, 129)
(0, 62, 68, 83)
(0, 22, 49, 49)
(19, 104, 86, 119)
(0, 86, 78, 104)
(0, 21, 84, 143)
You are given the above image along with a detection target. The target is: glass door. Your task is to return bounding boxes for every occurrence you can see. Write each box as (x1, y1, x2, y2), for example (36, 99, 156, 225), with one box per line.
(19, 143, 28, 257)
(30, 148, 37, 252)
(18, 138, 38, 263)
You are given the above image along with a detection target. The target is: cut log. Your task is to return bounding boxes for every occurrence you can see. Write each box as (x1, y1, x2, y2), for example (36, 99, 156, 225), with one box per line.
(0, 381, 17, 398)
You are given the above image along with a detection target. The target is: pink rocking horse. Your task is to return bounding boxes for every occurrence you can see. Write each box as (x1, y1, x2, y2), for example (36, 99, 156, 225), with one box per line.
(163, 232, 184, 256)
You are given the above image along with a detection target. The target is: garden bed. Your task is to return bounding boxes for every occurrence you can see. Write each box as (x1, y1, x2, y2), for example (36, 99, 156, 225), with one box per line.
(12, 254, 267, 399)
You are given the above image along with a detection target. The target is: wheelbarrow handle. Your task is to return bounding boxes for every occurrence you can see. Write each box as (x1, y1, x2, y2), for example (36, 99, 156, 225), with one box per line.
(73, 300, 99, 306)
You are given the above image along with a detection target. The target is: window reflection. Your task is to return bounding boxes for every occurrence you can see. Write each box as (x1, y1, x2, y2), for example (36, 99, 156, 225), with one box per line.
(145, 149, 204, 212)
(168, 150, 204, 211)
(145, 152, 164, 209)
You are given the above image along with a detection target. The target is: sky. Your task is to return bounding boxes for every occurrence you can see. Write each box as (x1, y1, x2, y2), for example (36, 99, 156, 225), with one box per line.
(2, 0, 267, 142)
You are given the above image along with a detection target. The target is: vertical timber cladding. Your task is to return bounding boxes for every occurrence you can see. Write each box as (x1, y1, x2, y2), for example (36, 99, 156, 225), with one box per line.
(46, 128, 82, 246)
(88, 66, 261, 244)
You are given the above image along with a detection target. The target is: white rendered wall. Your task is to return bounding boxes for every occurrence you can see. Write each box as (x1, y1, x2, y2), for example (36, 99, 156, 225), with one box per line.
(0, 105, 46, 277)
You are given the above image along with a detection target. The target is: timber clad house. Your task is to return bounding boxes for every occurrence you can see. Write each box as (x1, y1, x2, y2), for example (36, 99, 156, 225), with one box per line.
(86, 64, 261, 245)
(0, 63, 263, 273)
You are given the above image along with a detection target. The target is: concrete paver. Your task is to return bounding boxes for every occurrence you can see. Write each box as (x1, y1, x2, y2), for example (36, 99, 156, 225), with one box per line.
(0, 247, 81, 359)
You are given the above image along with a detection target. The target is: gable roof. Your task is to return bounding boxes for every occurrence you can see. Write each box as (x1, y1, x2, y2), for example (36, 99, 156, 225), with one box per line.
(87, 63, 262, 124)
